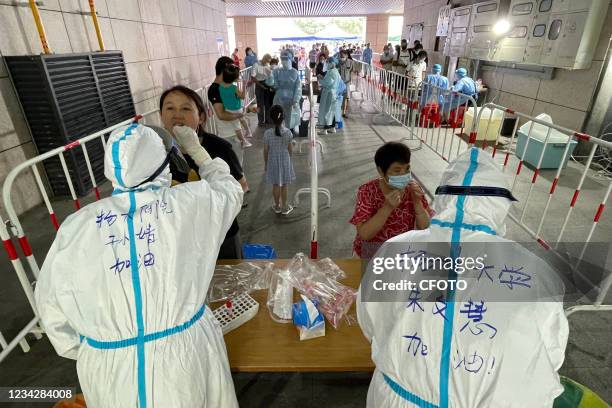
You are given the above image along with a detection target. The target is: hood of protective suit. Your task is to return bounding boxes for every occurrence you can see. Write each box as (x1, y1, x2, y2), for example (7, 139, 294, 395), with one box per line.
(104, 124, 172, 193)
(433, 148, 512, 236)
(327, 57, 338, 69)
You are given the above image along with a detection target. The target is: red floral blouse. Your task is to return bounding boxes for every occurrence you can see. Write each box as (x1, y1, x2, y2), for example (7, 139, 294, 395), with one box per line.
(349, 179, 434, 257)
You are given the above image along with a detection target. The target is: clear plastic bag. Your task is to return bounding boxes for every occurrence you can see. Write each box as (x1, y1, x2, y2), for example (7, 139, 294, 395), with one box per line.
(283, 253, 356, 329)
(207, 262, 274, 303)
(267, 268, 294, 323)
(284, 254, 346, 282)
(316, 257, 346, 281)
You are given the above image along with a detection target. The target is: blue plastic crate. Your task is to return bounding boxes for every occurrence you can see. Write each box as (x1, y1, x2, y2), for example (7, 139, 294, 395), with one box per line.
(242, 244, 277, 259)
(516, 131, 578, 170)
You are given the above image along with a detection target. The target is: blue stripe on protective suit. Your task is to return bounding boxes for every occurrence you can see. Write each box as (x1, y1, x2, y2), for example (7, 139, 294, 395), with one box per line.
(383, 374, 439, 408)
(383, 148, 486, 408)
(439, 148, 480, 408)
(112, 186, 160, 196)
(108, 125, 145, 408)
(127, 190, 147, 408)
(111, 123, 138, 188)
(83, 305, 206, 349)
(430, 219, 496, 236)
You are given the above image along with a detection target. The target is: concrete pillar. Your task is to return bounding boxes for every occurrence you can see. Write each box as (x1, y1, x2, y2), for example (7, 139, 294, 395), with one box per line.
(366, 14, 390, 54)
(232, 16, 258, 57)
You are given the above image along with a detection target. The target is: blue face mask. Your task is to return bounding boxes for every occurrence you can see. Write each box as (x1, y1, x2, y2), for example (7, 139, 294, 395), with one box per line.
(388, 172, 412, 189)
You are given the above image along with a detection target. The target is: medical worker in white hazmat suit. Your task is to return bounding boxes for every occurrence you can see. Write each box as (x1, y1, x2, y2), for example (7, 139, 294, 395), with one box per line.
(358, 147, 569, 407)
(35, 123, 243, 407)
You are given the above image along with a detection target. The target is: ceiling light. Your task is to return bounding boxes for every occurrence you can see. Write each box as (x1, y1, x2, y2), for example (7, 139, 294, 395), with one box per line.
(493, 19, 511, 35)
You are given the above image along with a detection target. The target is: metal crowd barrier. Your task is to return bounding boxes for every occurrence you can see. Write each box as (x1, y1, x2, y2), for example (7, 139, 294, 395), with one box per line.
(238, 66, 256, 116)
(0, 65, 258, 363)
(471, 103, 612, 316)
(353, 60, 479, 163)
(293, 69, 332, 258)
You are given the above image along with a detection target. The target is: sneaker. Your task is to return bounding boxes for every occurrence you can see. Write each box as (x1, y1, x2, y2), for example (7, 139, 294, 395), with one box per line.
(328, 127, 336, 134)
(281, 205, 294, 215)
(318, 129, 328, 135)
(272, 204, 282, 214)
(242, 139, 253, 148)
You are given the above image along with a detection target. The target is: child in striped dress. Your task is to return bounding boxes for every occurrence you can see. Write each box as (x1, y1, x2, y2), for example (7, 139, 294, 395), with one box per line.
(264, 105, 296, 215)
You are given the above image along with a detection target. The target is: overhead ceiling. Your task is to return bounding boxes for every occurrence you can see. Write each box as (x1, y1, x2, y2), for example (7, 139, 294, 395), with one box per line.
(224, 0, 404, 17)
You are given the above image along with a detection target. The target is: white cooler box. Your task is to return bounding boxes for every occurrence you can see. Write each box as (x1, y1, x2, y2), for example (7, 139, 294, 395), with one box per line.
(515, 114, 577, 169)
(463, 107, 504, 141)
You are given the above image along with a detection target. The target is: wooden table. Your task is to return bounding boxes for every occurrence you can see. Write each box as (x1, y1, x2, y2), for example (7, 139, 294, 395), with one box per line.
(215, 259, 375, 372)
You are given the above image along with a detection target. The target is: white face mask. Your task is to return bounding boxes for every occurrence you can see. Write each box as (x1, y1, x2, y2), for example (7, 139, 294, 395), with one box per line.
(340, 57, 347, 61)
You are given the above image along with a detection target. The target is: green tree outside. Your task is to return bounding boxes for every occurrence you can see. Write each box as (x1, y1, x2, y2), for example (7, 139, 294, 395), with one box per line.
(332, 18, 365, 36)
(293, 18, 326, 35)
(292, 17, 365, 37)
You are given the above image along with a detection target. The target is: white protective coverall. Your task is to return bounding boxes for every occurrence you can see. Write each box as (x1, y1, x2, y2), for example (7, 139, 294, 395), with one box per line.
(273, 57, 302, 129)
(358, 148, 569, 408)
(35, 124, 242, 407)
(317, 63, 340, 127)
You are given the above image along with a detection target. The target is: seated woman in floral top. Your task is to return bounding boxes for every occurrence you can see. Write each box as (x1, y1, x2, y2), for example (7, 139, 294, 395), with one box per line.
(350, 142, 434, 258)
